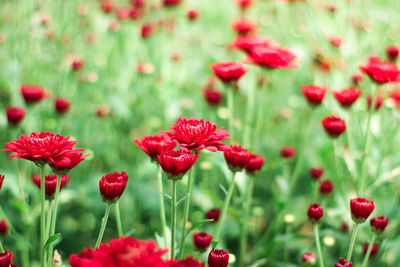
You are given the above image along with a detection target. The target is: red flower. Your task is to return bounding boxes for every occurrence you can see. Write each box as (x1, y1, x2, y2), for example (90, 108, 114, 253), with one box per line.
(117, 8, 131, 20)
(6, 107, 25, 126)
(0, 175, 3, 191)
(135, 134, 176, 161)
(0, 251, 12, 267)
(132, 0, 145, 8)
(224, 145, 251, 172)
(363, 242, 378, 257)
(301, 253, 316, 265)
(129, 8, 142, 20)
(99, 171, 128, 202)
(208, 248, 229, 267)
(301, 85, 327, 106)
(96, 105, 110, 117)
(0, 220, 9, 236)
(235, 0, 253, 9)
(72, 59, 84, 71)
(332, 87, 362, 108)
(32, 174, 69, 198)
(319, 179, 333, 195)
(193, 232, 212, 251)
(309, 167, 324, 180)
(100, 1, 114, 13)
(280, 146, 296, 159)
(386, 45, 399, 62)
(163, 118, 230, 152)
(329, 36, 342, 48)
(245, 153, 265, 174)
(163, 0, 182, 7)
(232, 18, 256, 36)
(359, 57, 400, 84)
(203, 87, 223, 106)
(55, 97, 71, 114)
(335, 258, 352, 267)
(350, 198, 375, 223)
(210, 62, 247, 84)
(168, 257, 204, 267)
(49, 149, 87, 174)
(307, 203, 323, 223)
(231, 36, 269, 55)
(370, 216, 389, 233)
(351, 74, 363, 85)
(340, 222, 349, 233)
(141, 23, 154, 39)
(246, 45, 297, 69)
(206, 208, 220, 223)
(20, 84, 50, 104)
(187, 9, 200, 21)
(69, 248, 103, 267)
(366, 94, 383, 111)
(321, 115, 346, 138)
(157, 149, 199, 180)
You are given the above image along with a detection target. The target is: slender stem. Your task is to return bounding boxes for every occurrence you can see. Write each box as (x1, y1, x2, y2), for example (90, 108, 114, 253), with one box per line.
(39, 165, 46, 267)
(283, 224, 290, 263)
(215, 172, 237, 242)
(359, 110, 372, 195)
(347, 223, 359, 261)
(171, 180, 177, 259)
(0, 241, 4, 253)
(157, 166, 168, 248)
(228, 88, 234, 139)
(115, 201, 123, 236)
(361, 233, 377, 267)
(47, 173, 62, 264)
(95, 202, 112, 248)
(314, 224, 325, 267)
(239, 176, 254, 267)
(46, 200, 54, 245)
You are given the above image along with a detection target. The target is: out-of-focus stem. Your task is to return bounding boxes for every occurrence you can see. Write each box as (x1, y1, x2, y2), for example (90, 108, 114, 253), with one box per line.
(115, 201, 123, 237)
(346, 223, 359, 261)
(228, 88, 234, 139)
(157, 167, 167, 248)
(239, 176, 254, 267)
(47, 173, 62, 264)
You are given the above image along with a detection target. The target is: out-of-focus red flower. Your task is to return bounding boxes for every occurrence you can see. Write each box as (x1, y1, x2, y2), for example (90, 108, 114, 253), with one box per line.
(41, 14, 52, 25)
(210, 62, 247, 84)
(301, 252, 316, 265)
(319, 179, 333, 195)
(168, 257, 204, 267)
(224, 145, 251, 172)
(157, 149, 199, 180)
(108, 20, 120, 31)
(301, 85, 327, 106)
(141, 23, 154, 38)
(72, 59, 84, 71)
(309, 167, 324, 180)
(280, 146, 296, 159)
(132, 0, 146, 9)
(366, 94, 383, 111)
(0, 251, 12, 267)
(332, 87, 362, 108)
(232, 18, 256, 36)
(208, 248, 229, 267)
(335, 258, 352, 267)
(246, 45, 297, 69)
(20, 84, 50, 104)
(307, 203, 323, 223)
(245, 153, 265, 174)
(363, 242, 378, 257)
(370, 216, 389, 234)
(135, 134, 176, 161)
(99, 171, 128, 202)
(77, 4, 88, 15)
(235, 0, 253, 9)
(32, 174, 69, 198)
(386, 45, 399, 62)
(129, 8, 142, 20)
(6, 107, 25, 126)
(187, 9, 200, 20)
(206, 208, 220, 223)
(55, 97, 71, 114)
(192, 232, 212, 251)
(0, 220, 9, 236)
(96, 105, 110, 117)
(0, 175, 3, 191)
(137, 62, 154, 74)
(326, 5, 336, 13)
(350, 198, 375, 223)
(117, 8, 131, 20)
(163, 118, 230, 152)
(329, 37, 342, 48)
(359, 57, 400, 84)
(321, 116, 346, 138)
(340, 222, 349, 233)
(231, 36, 269, 54)
(163, 0, 182, 8)
(100, 1, 114, 13)
(203, 87, 223, 107)
(351, 74, 363, 85)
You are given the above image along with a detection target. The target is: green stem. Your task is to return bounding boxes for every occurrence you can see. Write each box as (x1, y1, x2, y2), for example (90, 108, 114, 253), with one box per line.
(157, 167, 168, 248)
(46, 200, 54, 246)
(239, 176, 254, 267)
(39, 165, 46, 267)
(361, 233, 377, 267)
(47, 173, 62, 265)
(347, 223, 359, 261)
(359, 110, 372, 195)
(314, 224, 325, 267)
(115, 201, 123, 237)
(215, 172, 237, 242)
(171, 180, 177, 259)
(0, 241, 4, 253)
(95, 202, 112, 248)
(228, 88, 234, 139)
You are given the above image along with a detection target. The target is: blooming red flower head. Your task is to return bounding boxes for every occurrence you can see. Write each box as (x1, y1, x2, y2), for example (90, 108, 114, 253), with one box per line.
(350, 198, 375, 223)
(141, 23, 154, 39)
(245, 153, 265, 174)
(157, 149, 199, 180)
(309, 167, 324, 180)
(0, 220, 9, 236)
(329, 37, 342, 48)
(20, 84, 50, 104)
(366, 94, 383, 111)
(187, 9, 200, 21)
(363, 242, 378, 257)
(224, 145, 251, 172)
(370, 216, 389, 234)
(206, 208, 220, 223)
(193, 232, 212, 251)
(280, 146, 296, 159)
(301, 85, 327, 106)
(135, 134, 176, 162)
(332, 87, 362, 108)
(54, 97, 71, 114)
(321, 115, 346, 138)
(100, 0, 114, 13)
(235, 0, 253, 9)
(99, 171, 128, 202)
(319, 179, 333, 195)
(307, 203, 323, 223)
(203, 87, 223, 106)
(246, 45, 297, 69)
(335, 258, 352, 267)
(351, 74, 363, 85)
(163, 0, 182, 7)
(69, 248, 102, 267)
(32, 174, 69, 198)
(72, 59, 84, 71)
(386, 45, 399, 62)
(6, 107, 25, 126)
(359, 57, 400, 84)
(0, 251, 12, 267)
(301, 252, 316, 266)
(163, 118, 230, 152)
(232, 18, 256, 36)
(49, 149, 87, 174)
(231, 36, 269, 54)
(168, 257, 205, 267)
(210, 62, 248, 85)
(208, 248, 229, 267)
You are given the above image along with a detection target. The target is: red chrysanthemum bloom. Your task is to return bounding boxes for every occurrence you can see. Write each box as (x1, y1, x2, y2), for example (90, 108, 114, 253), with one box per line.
(6, 107, 25, 126)
(99, 171, 128, 202)
(206, 208, 220, 223)
(32, 174, 69, 198)
(319, 179, 333, 195)
(135, 134, 176, 161)
(49, 149, 88, 174)
(363, 242, 378, 257)
(301, 85, 327, 106)
(69, 248, 103, 267)
(193, 232, 213, 251)
(186, 9, 200, 21)
(370, 216, 389, 234)
(157, 149, 199, 180)
(0, 220, 9, 236)
(232, 18, 256, 36)
(0, 251, 12, 267)
(301, 252, 316, 265)
(168, 257, 205, 267)
(55, 97, 71, 114)
(245, 153, 265, 174)
(235, 0, 253, 9)
(210, 62, 248, 85)
(332, 87, 362, 108)
(72, 59, 84, 71)
(100, 0, 114, 13)
(280, 146, 296, 159)
(321, 115, 346, 138)
(359, 57, 400, 84)
(230, 36, 269, 54)
(0, 175, 3, 191)
(335, 258, 352, 267)
(366, 94, 383, 111)
(309, 167, 324, 180)
(20, 84, 50, 104)
(163, 118, 230, 152)
(141, 23, 154, 39)
(350, 198, 375, 223)
(351, 74, 363, 85)
(386, 45, 399, 62)
(203, 87, 223, 106)
(224, 145, 251, 172)
(163, 0, 182, 7)
(246, 45, 298, 69)
(307, 203, 323, 223)
(208, 248, 229, 267)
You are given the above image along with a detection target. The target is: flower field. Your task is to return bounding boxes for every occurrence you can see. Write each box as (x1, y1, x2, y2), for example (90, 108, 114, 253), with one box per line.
(0, 0, 400, 266)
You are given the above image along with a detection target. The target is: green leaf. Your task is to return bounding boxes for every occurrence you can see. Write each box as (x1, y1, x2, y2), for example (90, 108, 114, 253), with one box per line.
(43, 233, 61, 250)
(219, 184, 227, 195)
(185, 219, 213, 238)
(176, 195, 188, 206)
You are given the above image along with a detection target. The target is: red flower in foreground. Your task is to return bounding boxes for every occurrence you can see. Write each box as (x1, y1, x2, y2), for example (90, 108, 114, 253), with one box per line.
(135, 134, 176, 161)
(163, 0, 182, 7)
(370, 216, 389, 234)
(0, 251, 12, 267)
(32, 174, 69, 198)
(319, 179, 333, 195)
(231, 36, 269, 54)
(193, 232, 213, 251)
(245, 153, 265, 174)
(157, 149, 199, 180)
(206, 208, 220, 223)
(321, 116, 346, 138)
(168, 257, 204, 267)
(246, 45, 297, 69)
(359, 57, 400, 84)
(208, 248, 229, 267)
(301, 85, 327, 106)
(366, 94, 383, 111)
(309, 167, 324, 180)
(224, 145, 251, 172)
(301, 252, 316, 265)
(72, 59, 84, 71)
(49, 149, 87, 174)
(186, 9, 200, 21)
(332, 87, 362, 108)
(6, 107, 25, 126)
(99, 171, 128, 202)
(350, 198, 375, 223)
(163, 118, 230, 152)
(203, 87, 223, 106)
(20, 84, 50, 104)
(386, 45, 399, 62)
(210, 62, 247, 84)
(307, 203, 323, 223)
(280, 146, 296, 159)
(0, 220, 9, 236)
(363, 242, 378, 257)
(232, 18, 256, 36)
(55, 97, 71, 114)
(335, 258, 352, 267)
